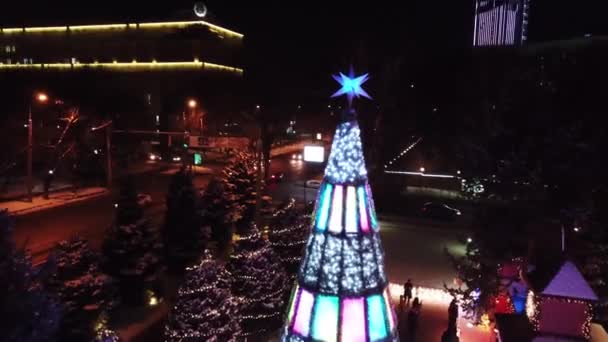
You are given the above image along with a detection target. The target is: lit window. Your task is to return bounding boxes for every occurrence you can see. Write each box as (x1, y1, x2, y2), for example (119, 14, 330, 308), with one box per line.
(11, 46, 15, 52)
(4, 46, 9, 53)
(6, 59, 11, 65)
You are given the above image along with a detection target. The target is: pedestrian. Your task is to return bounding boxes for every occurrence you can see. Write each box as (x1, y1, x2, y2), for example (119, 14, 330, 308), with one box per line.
(448, 298, 458, 324)
(407, 297, 422, 341)
(402, 279, 413, 307)
(43, 170, 54, 200)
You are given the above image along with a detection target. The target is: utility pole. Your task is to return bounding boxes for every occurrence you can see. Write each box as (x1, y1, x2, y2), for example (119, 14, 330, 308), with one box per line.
(106, 123, 112, 187)
(26, 92, 49, 201)
(254, 137, 263, 228)
(27, 106, 33, 202)
(91, 120, 113, 188)
(561, 225, 566, 253)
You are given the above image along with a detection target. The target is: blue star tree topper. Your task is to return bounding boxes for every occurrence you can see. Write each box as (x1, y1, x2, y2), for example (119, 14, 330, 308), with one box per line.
(331, 67, 371, 105)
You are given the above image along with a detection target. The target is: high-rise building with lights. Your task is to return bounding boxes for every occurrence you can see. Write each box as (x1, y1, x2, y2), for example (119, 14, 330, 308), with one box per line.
(473, 0, 530, 47)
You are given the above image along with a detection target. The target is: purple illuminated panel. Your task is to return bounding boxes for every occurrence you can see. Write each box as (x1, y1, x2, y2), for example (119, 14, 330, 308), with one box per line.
(293, 289, 315, 337)
(341, 297, 366, 342)
(328, 185, 344, 234)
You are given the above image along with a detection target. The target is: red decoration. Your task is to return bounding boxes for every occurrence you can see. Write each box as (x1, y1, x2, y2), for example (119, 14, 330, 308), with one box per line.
(494, 293, 514, 314)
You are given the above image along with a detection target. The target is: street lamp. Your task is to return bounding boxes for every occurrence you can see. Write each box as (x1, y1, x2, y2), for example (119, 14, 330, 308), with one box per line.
(188, 99, 197, 109)
(37, 93, 49, 103)
(419, 167, 426, 173)
(26, 92, 50, 202)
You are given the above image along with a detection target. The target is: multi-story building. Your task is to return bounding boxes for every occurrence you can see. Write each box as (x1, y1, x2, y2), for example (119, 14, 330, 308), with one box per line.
(0, 8, 243, 133)
(473, 0, 530, 47)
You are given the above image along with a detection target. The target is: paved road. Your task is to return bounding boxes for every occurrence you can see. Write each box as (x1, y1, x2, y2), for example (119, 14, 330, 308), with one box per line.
(11, 152, 469, 290)
(12, 166, 217, 263)
(267, 154, 324, 203)
(380, 214, 469, 289)
(267, 153, 470, 288)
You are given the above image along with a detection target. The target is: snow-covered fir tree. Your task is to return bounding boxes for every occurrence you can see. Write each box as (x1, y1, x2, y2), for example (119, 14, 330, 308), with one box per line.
(163, 169, 208, 271)
(200, 178, 240, 254)
(0, 210, 60, 342)
(102, 177, 163, 304)
(222, 152, 259, 232)
(44, 238, 117, 341)
(581, 242, 608, 327)
(227, 227, 288, 338)
(165, 251, 241, 341)
(268, 199, 310, 277)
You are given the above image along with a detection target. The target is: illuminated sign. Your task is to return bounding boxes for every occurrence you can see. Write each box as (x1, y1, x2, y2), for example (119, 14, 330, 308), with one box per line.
(194, 153, 203, 166)
(304, 145, 325, 163)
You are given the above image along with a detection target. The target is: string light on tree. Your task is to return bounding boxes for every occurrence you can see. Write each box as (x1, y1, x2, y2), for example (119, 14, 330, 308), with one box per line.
(165, 252, 241, 341)
(227, 227, 288, 338)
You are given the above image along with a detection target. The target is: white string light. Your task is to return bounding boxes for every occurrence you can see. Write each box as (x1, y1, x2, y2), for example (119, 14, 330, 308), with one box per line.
(324, 121, 368, 183)
(384, 137, 422, 169)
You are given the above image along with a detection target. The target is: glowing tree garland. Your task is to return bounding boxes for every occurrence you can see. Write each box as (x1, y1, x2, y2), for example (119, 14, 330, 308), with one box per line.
(281, 70, 398, 341)
(227, 228, 289, 337)
(269, 199, 311, 277)
(165, 252, 241, 341)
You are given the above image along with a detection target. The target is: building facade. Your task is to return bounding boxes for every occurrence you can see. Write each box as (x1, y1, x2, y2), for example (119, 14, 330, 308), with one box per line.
(0, 13, 243, 133)
(473, 0, 530, 47)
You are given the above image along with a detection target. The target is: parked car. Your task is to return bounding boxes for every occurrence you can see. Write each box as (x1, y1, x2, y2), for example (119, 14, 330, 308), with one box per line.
(137, 193, 153, 207)
(305, 180, 322, 188)
(420, 202, 461, 220)
(269, 172, 285, 183)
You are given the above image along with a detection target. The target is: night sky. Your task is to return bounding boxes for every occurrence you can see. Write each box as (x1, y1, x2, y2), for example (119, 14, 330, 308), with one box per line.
(1, 1, 606, 103)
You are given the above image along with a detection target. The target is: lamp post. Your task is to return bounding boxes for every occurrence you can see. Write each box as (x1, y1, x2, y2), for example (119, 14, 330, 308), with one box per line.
(184, 99, 197, 169)
(26, 92, 49, 202)
(187, 99, 197, 131)
(91, 120, 113, 188)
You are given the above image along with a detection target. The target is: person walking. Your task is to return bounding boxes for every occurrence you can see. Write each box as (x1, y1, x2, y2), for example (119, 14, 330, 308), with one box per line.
(402, 279, 413, 307)
(407, 297, 422, 341)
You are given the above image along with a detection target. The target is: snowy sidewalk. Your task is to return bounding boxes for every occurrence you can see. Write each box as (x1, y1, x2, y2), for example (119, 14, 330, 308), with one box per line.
(1, 187, 109, 216)
(159, 165, 214, 175)
(0, 178, 74, 201)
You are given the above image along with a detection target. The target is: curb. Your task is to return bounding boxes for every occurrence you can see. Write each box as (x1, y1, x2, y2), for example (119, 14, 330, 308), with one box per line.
(4, 189, 110, 217)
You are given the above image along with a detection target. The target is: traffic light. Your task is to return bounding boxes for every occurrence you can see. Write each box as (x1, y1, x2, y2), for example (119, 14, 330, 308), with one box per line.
(194, 153, 203, 166)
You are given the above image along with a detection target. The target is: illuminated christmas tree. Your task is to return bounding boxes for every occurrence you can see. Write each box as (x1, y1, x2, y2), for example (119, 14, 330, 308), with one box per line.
(165, 251, 241, 341)
(227, 227, 289, 337)
(282, 69, 398, 341)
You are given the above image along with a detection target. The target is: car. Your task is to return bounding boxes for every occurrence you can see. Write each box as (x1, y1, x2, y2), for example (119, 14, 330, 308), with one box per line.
(269, 172, 285, 183)
(305, 179, 322, 188)
(137, 193, 153, 207)
(291, 153, 303, 161)
(420, 202, 461, 220)
(166, 148, 184, 163)
(148, 152, 162, 161)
